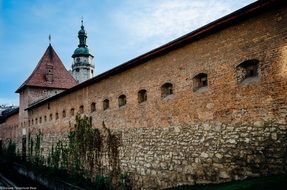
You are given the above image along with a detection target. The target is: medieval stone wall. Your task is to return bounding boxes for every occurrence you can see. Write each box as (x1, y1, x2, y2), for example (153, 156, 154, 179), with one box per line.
(0, 112, 19, 140)
(19, 88, 29, 129)
(118, 122, 287, 188)
(28, 87, 63, 105)
(2, 2, 287, 189)
(19, 87, 65, 133)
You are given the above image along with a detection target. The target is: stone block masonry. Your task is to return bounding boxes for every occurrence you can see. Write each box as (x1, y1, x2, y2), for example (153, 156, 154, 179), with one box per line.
(30, 120, 287, 189)
(117, 122, 287, 189)
(1, 0, 287, 189)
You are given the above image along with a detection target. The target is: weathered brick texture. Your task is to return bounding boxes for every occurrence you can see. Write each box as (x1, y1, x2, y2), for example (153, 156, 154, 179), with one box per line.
(28, 5, 287, 129)
(1, 1, 287, 189)
(0, 113, 19, 140)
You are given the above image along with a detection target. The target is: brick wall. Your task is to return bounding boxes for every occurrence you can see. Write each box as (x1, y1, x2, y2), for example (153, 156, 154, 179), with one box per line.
(0, 112, 19, 141)
(19, 87, 65, 135)
(2, 2, 287, 189)
(29, 5, 287, 129)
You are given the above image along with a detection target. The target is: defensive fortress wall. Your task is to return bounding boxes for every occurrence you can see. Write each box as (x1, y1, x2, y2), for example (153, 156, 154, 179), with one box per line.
(1, 0, 287, 188)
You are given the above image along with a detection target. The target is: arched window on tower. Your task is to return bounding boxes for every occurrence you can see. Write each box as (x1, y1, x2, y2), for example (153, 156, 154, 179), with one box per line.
(161, 83, 173, 98)
(103, 99, 110, 110)
(118, 95, 127, 107)
(138, 89, 147, 103)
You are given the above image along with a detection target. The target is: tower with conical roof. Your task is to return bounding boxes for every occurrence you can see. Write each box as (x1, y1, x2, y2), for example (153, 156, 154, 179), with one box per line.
(72, 20, 94, 83)
(16, 41, 77, 130)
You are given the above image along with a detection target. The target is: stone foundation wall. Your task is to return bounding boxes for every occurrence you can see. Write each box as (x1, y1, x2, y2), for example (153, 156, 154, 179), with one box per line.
(1, 1, 287, 189)
(117, 121, 287, 189)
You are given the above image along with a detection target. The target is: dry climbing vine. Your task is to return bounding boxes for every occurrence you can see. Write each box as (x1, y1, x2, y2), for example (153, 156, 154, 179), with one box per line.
(1, 115, 129, 189)
(103, 121, 121, 177)
(46, 114, 122, 186)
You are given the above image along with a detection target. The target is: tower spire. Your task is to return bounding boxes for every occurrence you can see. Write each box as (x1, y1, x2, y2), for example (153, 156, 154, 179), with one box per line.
(71, 20, 95, 84)
(48, 34, 51, 45)
(78, 18, 87, 47)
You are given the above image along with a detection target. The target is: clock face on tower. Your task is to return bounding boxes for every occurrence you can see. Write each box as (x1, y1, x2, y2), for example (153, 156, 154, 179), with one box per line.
(76, 57, 80, 63)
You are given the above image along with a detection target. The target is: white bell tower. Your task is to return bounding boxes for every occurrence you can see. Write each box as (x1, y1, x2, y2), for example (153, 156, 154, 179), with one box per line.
(72, 20, 94, 83)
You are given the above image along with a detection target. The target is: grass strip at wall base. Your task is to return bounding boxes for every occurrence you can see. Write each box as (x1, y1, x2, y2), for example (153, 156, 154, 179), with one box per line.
(167, 174, 287, 190)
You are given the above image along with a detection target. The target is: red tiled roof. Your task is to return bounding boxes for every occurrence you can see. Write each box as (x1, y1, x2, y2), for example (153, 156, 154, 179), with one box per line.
(16, 44, 77, 93)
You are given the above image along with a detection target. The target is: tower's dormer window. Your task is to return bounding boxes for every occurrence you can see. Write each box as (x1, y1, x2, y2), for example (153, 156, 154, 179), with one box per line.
(45, 64, 53, 82)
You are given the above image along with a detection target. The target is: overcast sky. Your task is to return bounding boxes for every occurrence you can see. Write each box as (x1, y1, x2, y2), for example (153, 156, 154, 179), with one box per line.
(0, 0, 256, 106)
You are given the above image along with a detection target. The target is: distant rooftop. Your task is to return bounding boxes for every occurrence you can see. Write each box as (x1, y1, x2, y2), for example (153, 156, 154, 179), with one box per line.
(0, 106, 19, 123)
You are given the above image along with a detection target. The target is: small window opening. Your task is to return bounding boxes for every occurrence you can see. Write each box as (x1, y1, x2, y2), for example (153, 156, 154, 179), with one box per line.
(55, 112, 59, 120)
(103, 99, 110, 110)
(91, 102, 96, 112)
(44, 115, 47, 122)
(193, 73, 208, 91)
(70, 108, 75, 116)
(236, 59, 259, 83)
(39, 117, 42, 124)
(161, 83, 173, 98)
(49, 114, 53, 121)
(138, 89, 147, 103)
(79, 105, 84, 114)
(62, 110, 66, 118)
(31, 119, 34, 125)
(118, 95, 127, 107)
